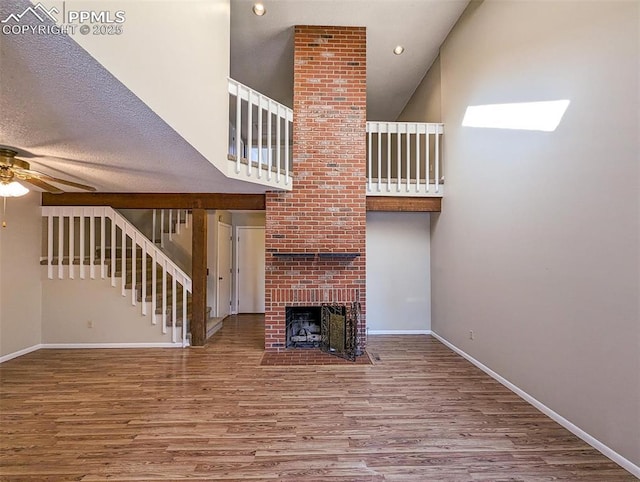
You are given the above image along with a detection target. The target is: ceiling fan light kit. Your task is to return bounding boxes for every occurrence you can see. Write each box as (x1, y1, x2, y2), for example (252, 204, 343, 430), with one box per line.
(0, 148, 96, 197)
(0, 147, 97, 227)
(0, 181, 29, 197)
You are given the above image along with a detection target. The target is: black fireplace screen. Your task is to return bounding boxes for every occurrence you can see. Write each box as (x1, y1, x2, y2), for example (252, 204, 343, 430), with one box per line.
(321, 302, 360, 361)
(286, 302, 360, 361)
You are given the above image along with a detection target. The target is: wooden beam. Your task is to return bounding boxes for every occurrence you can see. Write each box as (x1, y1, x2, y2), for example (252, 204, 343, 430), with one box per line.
(42, 193, 266, 210)
(366, 196, 442, 212)
(190, 209, 207, 347)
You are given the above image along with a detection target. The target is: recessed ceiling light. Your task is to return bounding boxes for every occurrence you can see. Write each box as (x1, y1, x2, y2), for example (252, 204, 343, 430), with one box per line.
(393, 45, 405, 55)
(252, 3, 266, 16)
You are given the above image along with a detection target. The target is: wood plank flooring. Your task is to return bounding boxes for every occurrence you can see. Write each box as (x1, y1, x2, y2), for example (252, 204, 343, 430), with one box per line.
(0, 315, 635, 481)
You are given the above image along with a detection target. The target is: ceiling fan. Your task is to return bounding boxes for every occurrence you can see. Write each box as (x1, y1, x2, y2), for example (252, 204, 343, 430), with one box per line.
(0, 147, 96, 195)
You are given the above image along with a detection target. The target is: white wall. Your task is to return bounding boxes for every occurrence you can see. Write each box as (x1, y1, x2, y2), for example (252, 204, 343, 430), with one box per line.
(397, 55, 441, 123)
(0, 193, 42, 358)
(411, 0, 639, 467)
(41, 270, 178, 344)
(52, 0, 231, 167)
(366, 212, 431, 333)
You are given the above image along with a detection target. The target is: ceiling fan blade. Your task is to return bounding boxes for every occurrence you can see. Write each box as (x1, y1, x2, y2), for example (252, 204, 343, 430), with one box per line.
(22, 177, 64, 194)
(35, 174, 96, 191)
(14, 169, 96, 192)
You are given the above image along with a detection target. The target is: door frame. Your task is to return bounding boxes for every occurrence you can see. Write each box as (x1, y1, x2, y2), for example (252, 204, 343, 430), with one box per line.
(216, 221, 233, 318)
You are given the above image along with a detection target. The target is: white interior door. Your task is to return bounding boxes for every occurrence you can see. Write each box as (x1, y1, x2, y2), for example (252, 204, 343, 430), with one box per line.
(236, 226, 265, 313)
(216, 222, 232, 318)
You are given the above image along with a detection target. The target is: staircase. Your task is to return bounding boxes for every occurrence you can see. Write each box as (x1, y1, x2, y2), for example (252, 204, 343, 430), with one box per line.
(42, 206, 194, 346)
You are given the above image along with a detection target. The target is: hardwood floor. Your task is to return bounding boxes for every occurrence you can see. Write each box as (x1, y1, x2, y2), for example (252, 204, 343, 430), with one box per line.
(0, 315, 635, 481)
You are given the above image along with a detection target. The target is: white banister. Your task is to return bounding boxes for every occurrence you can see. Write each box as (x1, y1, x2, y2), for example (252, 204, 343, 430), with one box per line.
(387, 130, 391, 191)
(110, 216, 116, 287)
(152, 209, 156, 245)
(57, 210, 63, 279)
(284, 117, 290, 185)
(276, 113, 281, 184)
(377, 128, 381, 189)
(100, 213, 106, 279)
(416, 127, 421, 194)
(89, 213, 95, 279)
(47, 213, 53, 279)
(235, 83, 242, 174)
(131, 230, 136, 306)
(435, 125, 440, 193)
(426, 126, 431, 192)
(267, 101, 273, 181)
(160, 209, 165, 248)
(367, 124, 372, 191)
(227, 78, 293, 190)
(257, 93, 263, 180)
(162, 259, 167, 334)
(396, 127, 401, 191)
(141, 241, 147, 316)
(172, 271, 177, 342)
(42, 206, 192, 346)
(69, 212, 75, 279)
(247, 92, 253, 177)
(151, 248, 157, 325)
(405, 125, 410, 192)
(182, 284, 187, 347)
(366, 121, 444, 197)
(120, 224, 126, 297)
(79, 214, 85, 279)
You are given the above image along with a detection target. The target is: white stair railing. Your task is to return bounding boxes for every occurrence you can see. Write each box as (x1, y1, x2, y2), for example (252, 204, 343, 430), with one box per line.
(366, 121, 444, 197)
(151, 208, 191, 247)
(42, 206, 192, 346)
(228, 78, 293, 188)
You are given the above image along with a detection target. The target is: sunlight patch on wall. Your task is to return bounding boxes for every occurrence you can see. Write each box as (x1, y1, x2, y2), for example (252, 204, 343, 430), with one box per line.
(462, 100, 570, 132)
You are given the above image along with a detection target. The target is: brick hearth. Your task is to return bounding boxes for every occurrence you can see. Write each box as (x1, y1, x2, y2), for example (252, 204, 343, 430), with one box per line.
(264, 25, 367, 352)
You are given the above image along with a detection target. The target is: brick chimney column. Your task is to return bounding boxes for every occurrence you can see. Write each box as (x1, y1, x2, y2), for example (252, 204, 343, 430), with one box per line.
(264, 26, 367, 352)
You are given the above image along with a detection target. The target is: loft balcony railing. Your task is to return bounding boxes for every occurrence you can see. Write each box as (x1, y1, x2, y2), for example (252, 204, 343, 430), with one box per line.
(228, 79, 444, 197)
(227, 78, 293, 190)
(367, 121, 444, 197)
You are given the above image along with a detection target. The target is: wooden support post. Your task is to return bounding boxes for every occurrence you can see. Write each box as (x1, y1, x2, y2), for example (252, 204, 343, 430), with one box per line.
(191, 209, 207, 346)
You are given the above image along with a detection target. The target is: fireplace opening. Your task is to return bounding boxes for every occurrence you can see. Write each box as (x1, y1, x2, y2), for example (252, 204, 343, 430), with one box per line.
(285, 303, 361, 361)
(286, 306, 322, 348)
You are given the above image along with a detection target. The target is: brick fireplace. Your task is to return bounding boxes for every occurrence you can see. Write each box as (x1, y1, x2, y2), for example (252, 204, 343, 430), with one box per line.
(264, 25, 367, 353)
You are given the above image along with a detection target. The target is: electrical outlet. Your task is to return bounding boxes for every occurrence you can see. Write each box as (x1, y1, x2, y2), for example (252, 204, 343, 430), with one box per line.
(87, 320, 94, 328)
(469, 330, 474, 340)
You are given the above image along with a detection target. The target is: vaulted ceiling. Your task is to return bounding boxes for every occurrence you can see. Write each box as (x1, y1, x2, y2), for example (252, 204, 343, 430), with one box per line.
(231, 0, 469, 121)
(0, 0, 467, 193)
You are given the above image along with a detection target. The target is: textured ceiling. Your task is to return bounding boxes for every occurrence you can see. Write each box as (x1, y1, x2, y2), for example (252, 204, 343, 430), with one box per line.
(0, 0, 262, 194)
(0, 0, 468, 193)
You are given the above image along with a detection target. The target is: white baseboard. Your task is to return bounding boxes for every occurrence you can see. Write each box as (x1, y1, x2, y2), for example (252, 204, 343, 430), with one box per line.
(430, 331, 640, 478)
(207, 320, 224, 338)
(368, 329, 432, 335)
(1, 342, 186, 363)
(42, 342, 184, 349)
(0, 344, 43, 364)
